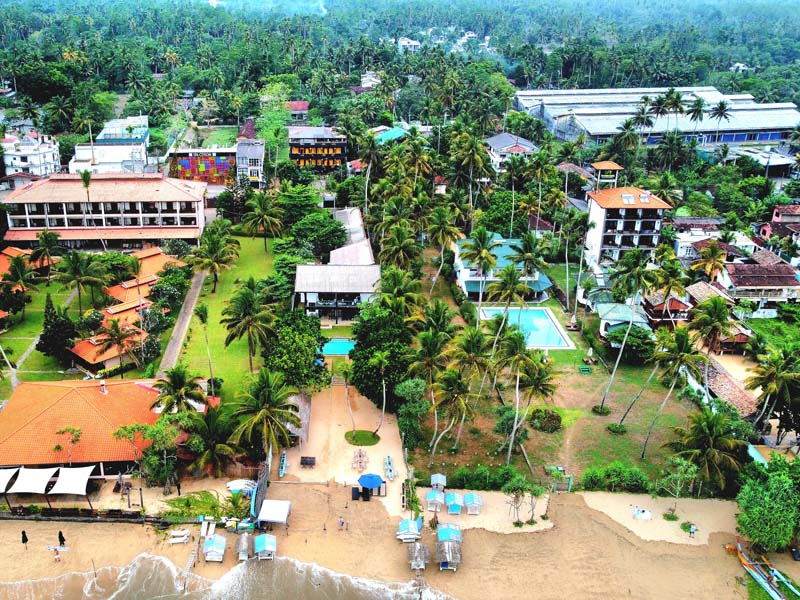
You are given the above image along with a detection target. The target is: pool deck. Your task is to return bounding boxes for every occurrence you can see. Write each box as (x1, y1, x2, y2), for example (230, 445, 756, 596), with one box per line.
(480, 306, 576, 350)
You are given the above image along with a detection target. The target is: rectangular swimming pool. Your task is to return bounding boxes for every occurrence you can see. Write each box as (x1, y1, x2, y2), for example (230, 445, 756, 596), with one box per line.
(480, 307, 575, 349)
(322, 338, 356, 356)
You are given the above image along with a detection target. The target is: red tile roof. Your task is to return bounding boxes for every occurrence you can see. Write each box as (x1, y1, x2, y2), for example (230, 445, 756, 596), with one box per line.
(588, 186, 671, 210)
(131, 247, 187, 278)
(70, 328, 147, 365)
(774, 205, 800, 215)
(287, 100, 310, 111)
(750, 249, 784, 266)
(0, 380, 161, 466)
(690, 238, 742, 256)
(104, 274, 159, 303)
(725, 263, 800, 288)
(529, 215, 555, 232)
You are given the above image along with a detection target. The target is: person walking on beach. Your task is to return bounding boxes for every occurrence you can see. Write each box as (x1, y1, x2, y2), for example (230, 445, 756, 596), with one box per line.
(21, 530, 28, 550)
(58, 531, 66, 547)
(338, 516, 344, 531)
(689, 524, 697, 538)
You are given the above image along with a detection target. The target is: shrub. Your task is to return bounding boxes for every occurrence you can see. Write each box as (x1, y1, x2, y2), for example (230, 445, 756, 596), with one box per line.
(447, 464, 523, 491)
(592, 405, 611, 415)
(663, 511, 679, 521)
(580, 461, 650, 493)
(529, 408, 562, 433)
(450, 283, 467, 306)
(607, 423, 627, 435)
(680, 521, 693, 532)
(459, 301, 477, 326)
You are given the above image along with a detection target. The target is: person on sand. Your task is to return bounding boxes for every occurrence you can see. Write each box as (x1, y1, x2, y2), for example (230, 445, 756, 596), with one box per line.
(689, 524, 697, 538)
(21, 530, 28, 550)
(338, 516, 344, 531)
(53, 548, 61, 562)
(58, 531, 66, 547)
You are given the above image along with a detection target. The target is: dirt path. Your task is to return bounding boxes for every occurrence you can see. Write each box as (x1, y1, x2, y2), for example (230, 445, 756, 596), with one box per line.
(157, 271, 205, 377)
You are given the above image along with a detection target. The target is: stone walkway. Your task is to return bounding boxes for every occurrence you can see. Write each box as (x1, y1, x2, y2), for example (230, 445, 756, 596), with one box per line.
(157, 270, 206, 377)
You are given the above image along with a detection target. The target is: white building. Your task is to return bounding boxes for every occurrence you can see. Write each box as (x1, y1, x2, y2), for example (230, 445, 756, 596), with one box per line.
(483, 133, 537, 172)
(68, 116, 150, 174)
(585, 187, 670, 265)
(2, 131, 60, 177)
(235, 139, 266, 186)
(360, 71, 382, 89)
(675, 228, 757, 260)
(398, 37, 421, 53)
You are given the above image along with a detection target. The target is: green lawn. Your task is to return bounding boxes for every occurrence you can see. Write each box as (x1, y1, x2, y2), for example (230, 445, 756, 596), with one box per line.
(745, 317, 799, 349)
(203, 127, 238, 148)
(322, 325, 353, 339)
(178, 237, 275, 401)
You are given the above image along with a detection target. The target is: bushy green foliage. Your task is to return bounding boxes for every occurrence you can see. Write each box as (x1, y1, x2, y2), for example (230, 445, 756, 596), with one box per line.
(261, 310, 329, 389)
(605, 325, 655, 365)
(92, 252, 137, 285)
(396, 379, 430, 449)
(36, 293, 77, 364)
(448, 464, 525, 491)
(476, 191, 530, 239)
(580, 461, 650, 493)
(289, 212, 347, 261)
(529, 408, 562, 433)
(276, 183, 321, 227)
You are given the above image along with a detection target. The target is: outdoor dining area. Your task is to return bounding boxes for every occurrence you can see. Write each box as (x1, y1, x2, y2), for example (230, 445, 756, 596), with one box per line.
(352, 448, 369, 472)
(352, 473, 386, 501)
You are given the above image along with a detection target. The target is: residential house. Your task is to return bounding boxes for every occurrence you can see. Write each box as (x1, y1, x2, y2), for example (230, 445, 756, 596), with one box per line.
(674, 227, 756, 261)
(757, 205, 800, 243)
(716, 261, 800, 306)
(235, 139, 266, 187)
(287, 101, 310, 123)
(360, 71, 381, 90)
(288, 126, 347, 171)
(104, 247, 186, 302)
(2, 131, 60, 178)
(685, 280, 734, 307)
(294, 264, 381, 322)
(68, 116, 150, 174)
(1, 172, 40, 191)
(1, 173, 207, 249)
(0, 380, 163, 472)
(595, 302, 651, 338)
(374, 126, 408, 145)
(529, 215, 554, 236)
(484, 133, 537, 172)
(585, 186, 670, 265)
(642, 290, 692, 329)
(398, 37, 421, 53)
(453, 232, 553, 302)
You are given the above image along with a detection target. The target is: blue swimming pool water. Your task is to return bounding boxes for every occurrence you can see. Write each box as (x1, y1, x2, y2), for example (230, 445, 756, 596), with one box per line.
(322, 338, 356, 355)
(481, 308, 573, 349)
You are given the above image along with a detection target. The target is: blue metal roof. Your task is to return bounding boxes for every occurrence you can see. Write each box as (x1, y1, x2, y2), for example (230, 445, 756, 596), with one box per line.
(377, 127, 408, 144)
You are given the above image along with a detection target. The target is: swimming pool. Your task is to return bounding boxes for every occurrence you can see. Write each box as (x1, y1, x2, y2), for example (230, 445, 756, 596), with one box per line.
(322, 338, 356, 356)
(480, 307, 575, 349)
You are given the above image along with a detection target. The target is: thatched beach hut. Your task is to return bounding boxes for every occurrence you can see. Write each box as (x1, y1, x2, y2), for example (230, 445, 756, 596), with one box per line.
(436, 540, 462, 572)
(407, 542, 431, 571)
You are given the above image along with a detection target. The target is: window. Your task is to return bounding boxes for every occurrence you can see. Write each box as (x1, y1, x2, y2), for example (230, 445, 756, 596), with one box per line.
(249, 169, 259, 178)
(248, 158, 260, 167)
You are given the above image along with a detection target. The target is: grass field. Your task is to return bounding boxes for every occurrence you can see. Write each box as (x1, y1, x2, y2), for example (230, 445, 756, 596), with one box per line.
(322, 325, 353, 338)
(202, 127, 238, 148)
(745, 317, 798, 350)
(178, 237, 275, 401)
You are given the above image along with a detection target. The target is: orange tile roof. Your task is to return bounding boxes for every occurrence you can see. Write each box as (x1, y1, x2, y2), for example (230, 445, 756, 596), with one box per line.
(131, 247, 187, 277)
(591, 160, 624, 171)
(4, 227, 202, 242)
(588, 186, 671, 210)
(0, 379, 161, 466)
(70, 329, 147, 365)
(101, 299, 151, 328)
(0, 309, 8, 320)
(104, 274, 159, 303)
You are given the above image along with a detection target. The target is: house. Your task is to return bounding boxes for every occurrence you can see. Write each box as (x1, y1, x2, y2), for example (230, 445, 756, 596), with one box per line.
(529, 215, 555, 236)
(434, 176, 447, 195)
(484, 133, 537, 172)
(288, 126, 347, 171)
(584, 186, 670, 265)
(0, 379, 162, 472)
(2, 131, 61, 177)
(294, 264, 381, 322)
(235, 139, 266, 187)
(716, 262, 800, 306)
(360, 71, 381, 90)
(642, 290, 692, 328)
(347, 160, 366, 175)
(70, 327, 147, 372)
(685, 280, 734, 307)
(132, 247, 187, 278)
(398, 37, 421, 53)
(514, 86, 800, 145)
(689, 238, 743, 261)
(103, 247, 186, 303)
(0, 246, 58, 276)
(675, 227, 756, 261)
(1, 173, 207, 249)
(287, 101, 309, 122)
(68, 116, 150, 175)
(453, 232, 553, 302)
(712, 321, 754, 354)
(595, 302, 651, 338)
(757, 205, 800, 245)
(237, 118, 257, 140)
(0, 172, 41, 191)
(375, 126, 408, 145)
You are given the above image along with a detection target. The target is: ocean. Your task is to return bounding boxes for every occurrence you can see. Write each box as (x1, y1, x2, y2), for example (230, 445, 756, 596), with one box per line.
(0, 554, 452, 600)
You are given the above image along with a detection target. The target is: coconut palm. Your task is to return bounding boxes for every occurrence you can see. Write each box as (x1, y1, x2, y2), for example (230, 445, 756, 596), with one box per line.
(419, 300, 459, 340)
(494, 331, 534, 464)
(31, 229, 62, 285)
(508, 232, 549, 281)
(598, 248, 655, 411)
(369, 350, 390, 435)
(2, 256, 38, 319)
(654, 258, 689, 325)
(459, 226, 499, 317)
(446, 325, 490, 447)
(358, 132, 381, 215)
(429, 369, 471, 467)
(664, 408, 746, 493)
(632, 104, 654, 138)
(641, 327, 707, 459)
(152, 363, 207, 413)
(427, 206, 460, 295)
(664, 87, 685, 130)
(378, 224, 421, 271)
(241, 192, 283, 252)
(616, 327, 673, 427)
(649, 95, 669, 129)
(194, 303, 215, 397)
(709, 100, 732, 143)
(687, 97, 706, 134)
(690, 239, 727, 280)
(190, 230, 240, 293)
(409, 330, 449, 448)
(527, 149, 555, 226)
(228, 369, 300, 460)
(187, 407, 241, 478)
(377, 266, 424, 321)
(486, 264, 530, 348)
(562, 208, 593, 315)
(505, 154, 528, 237)
(688, 296, 732, 402)
(95, 319, 139, 378)
(745, 348, 800, 430)
(221, 286, 274, 372)
(53, 250, 108, 313)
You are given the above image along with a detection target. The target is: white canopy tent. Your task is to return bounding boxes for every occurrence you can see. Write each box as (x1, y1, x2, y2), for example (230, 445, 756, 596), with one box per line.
(7, 467, 59, 508)
(48, 465, 98, 509)
(256, 499, 292, 531)
(0, 468, 19, 510)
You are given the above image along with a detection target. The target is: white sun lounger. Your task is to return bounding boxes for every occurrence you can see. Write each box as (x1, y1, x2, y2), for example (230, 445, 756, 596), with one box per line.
(208, 523, 216, 537)
(200, 521, 209, 539)
(169, 529, 191, 538)
(168, 535, 190, 545)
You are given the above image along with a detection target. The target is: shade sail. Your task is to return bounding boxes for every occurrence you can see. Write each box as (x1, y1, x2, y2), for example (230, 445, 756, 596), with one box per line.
(257, 499, 291, 525)
(358, 473, 383, 489)
(48, 465, 97, 496)
(0, 468, 19, 493)
(7, 467, 58, 495)
(437, 523, 462, 543)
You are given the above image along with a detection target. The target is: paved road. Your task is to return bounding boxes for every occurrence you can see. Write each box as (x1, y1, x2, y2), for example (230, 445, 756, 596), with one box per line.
(157, 270, 206, 377)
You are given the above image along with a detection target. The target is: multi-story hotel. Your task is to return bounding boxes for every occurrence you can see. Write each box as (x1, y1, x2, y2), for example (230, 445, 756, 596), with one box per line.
(288, 126, 347, 171)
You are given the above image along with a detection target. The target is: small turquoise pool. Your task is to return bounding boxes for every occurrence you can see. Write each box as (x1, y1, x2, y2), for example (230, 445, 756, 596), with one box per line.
(322, 338, 356, 356)
(481, 307, 574, 349)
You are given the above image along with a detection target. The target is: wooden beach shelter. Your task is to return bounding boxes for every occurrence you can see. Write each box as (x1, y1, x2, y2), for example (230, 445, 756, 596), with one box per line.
(464, 492, 483, 515)
(426, 489, 445, 512)
(255, 533, 277, 560)
(407, 542, 431, 571)
(436, 541, 462, 572)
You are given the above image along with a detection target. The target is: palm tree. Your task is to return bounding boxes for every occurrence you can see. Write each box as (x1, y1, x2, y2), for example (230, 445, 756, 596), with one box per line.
(688, 296, 732, 402)
(664, 408, 746, 494)
(486, 264, 530, 349)
(409, 330, 448, 448)
(616, 327, 672, 428)
(359, 132, 381, 215)
(562, 209, 593, 315)
(453, 132, 491, 220)
(194, 303, 215, 397)
(690, 239, 727, 281)
(598, 249, 655, 412)
(429, 369, 471, 467)
(505, 154, 528, 237)
(745, 348, 800, 430)
(241, 192, 283, 252)
(459, 226, 499, 317)
(54, 250, 108, 314)
(495, 331, 534, 464)
(152, 363, 207, 413)
(187, 407, 240, 478)
(31, 229, 62, 285)
(427, 206, 460, 296)
(649, 95, 669, 132)
(368, 350, 390, 435)
(377, 266, 423, 321)
(687, 97, 706, 134)
(420, 300, 459, 340)
(664, 87, 685, 130)
(447, 326, 490, 448)
(221, 286, 274, 372)
(509, 232, 548, 282)
(709, 100, 732, 143)
(527, 149, 554, 226)
(2, 256, 38, 319)
(632, 104, 654, 139)
(654, 258, 689, 326)
(190, 231, 240, 293)
(641, 327, 707, 459)
(95, 319, 139, 378)
(228, 369, 300, 460)
(654, 132, 688, 171)
(379, 224, 421, 270)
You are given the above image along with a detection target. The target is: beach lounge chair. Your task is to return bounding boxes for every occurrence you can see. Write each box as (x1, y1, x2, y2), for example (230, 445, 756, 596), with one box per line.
(169, 529, 191, 538)
(208, 523, 216, 537)
(278, 450, 287, 478)
(168, 534, 190, 545)
(254, 533, 277, 560)
(200, 521, 209, 539)
(578, 365, 592, 374)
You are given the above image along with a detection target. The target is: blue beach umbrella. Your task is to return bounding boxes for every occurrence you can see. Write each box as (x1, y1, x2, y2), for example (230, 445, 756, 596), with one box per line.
(358, 473, 383, 489)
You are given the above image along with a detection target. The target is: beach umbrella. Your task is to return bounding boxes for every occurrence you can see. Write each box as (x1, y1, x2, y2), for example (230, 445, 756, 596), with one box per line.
(358, 473, 383, 489)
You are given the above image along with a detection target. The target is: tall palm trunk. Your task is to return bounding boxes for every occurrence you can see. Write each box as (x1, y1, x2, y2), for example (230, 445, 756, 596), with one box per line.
(703, 337, 715, 402)
(364, 162, 372, 216)
(641, 376, 679, 459)
(509, 180, 516, 238)
(204, 325, 215, 397)
(536, 179, 543, 227)
(618, 363, 658, 426)
(506, 370, 522, 465)
(428, 385, 438, 450)
(564, 236, 571, 312)
(247, 330, 254, 372)
(430, 244, 445, 297)
(572, 243, 586, 320)
(452, 409, 468, 450)
(599, 310, 636, 410)
(429, 416, 455, 467)
(373, 376, 386, 435)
